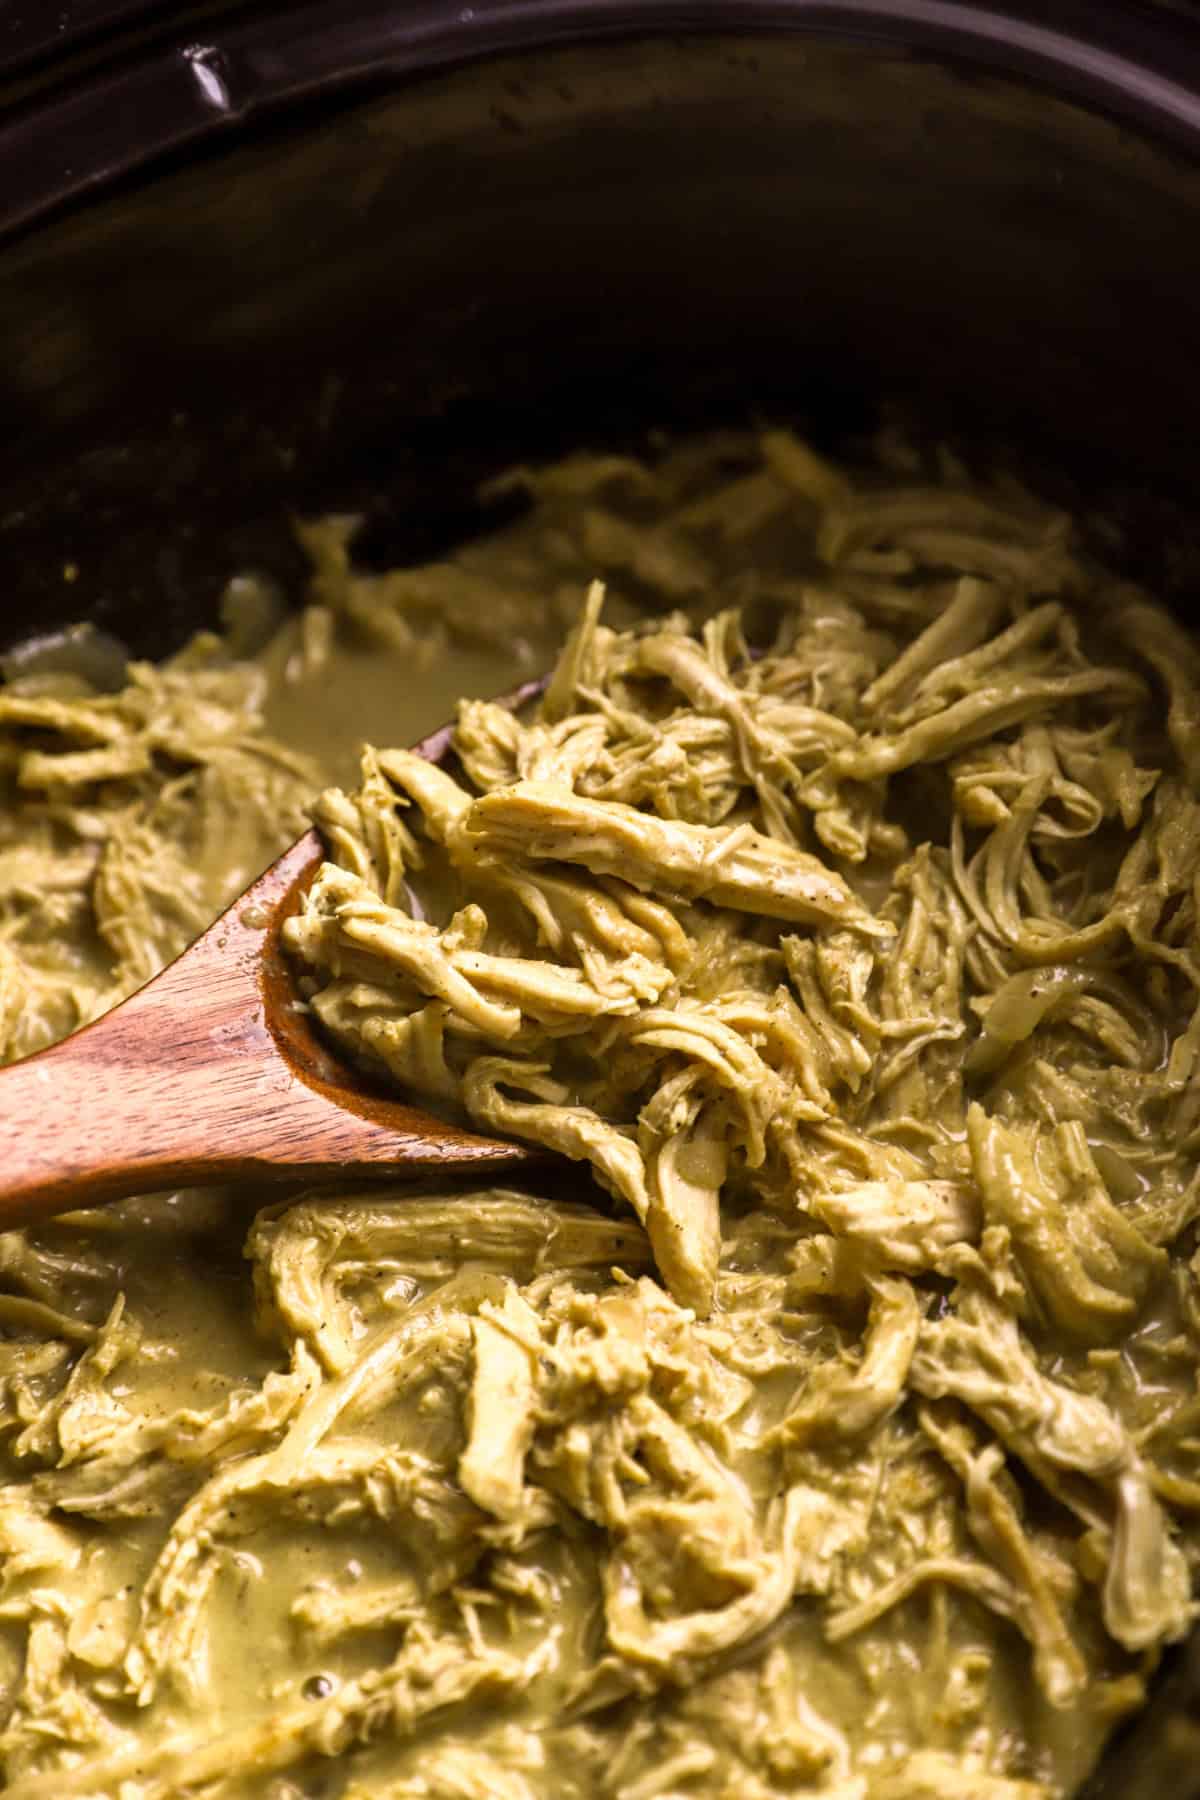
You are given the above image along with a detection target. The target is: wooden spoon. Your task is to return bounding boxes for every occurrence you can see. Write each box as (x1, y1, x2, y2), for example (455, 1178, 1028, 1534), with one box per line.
(0, 683, 548, 1232)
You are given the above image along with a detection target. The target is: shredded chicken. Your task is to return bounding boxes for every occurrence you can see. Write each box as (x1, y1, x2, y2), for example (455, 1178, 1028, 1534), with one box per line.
(0, 427, 1198, 1799)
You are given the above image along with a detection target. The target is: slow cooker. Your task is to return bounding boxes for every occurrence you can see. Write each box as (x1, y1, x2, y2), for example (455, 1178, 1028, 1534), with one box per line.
(2, 2, 1200, 1789)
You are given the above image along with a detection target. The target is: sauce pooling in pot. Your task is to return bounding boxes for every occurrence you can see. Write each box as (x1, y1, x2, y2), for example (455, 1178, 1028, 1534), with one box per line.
(0, 430, 1198, 1800)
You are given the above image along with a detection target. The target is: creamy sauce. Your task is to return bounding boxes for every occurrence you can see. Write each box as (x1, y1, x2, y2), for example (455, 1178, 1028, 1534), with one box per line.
(260, 629, 540, 788)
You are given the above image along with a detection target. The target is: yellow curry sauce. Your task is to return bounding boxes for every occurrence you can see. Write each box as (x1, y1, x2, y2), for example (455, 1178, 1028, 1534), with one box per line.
(0, 430, 1197, 1799)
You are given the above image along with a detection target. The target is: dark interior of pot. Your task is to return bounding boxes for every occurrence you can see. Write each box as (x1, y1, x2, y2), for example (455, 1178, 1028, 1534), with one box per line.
(3, 25, 1200, 1793)
(3, 33, 1200, 657)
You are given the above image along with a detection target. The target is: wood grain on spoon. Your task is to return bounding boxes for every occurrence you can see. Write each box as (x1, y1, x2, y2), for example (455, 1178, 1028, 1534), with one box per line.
(0, 683, 547, 1233)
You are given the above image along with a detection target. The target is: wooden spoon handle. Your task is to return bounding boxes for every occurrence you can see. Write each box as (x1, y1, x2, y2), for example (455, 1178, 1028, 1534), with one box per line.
(0, 833, 529, 1231)
(0, 1005, 254, 1223)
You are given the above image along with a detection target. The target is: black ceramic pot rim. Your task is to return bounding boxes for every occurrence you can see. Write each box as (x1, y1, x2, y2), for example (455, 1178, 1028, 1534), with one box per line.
(3, 0, 1200, 248)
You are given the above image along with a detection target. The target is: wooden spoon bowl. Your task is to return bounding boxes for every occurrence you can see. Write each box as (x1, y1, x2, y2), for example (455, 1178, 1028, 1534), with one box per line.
(0, 684, 547, 1232)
